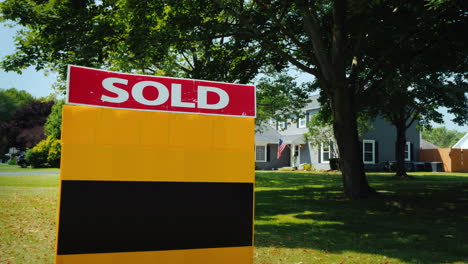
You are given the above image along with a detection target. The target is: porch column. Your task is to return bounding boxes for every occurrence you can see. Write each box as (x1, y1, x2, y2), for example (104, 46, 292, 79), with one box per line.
(290, 144, 295, 167)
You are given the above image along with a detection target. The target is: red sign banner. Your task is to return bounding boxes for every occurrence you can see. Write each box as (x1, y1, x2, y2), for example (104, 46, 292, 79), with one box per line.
(67, 65, 256, 117)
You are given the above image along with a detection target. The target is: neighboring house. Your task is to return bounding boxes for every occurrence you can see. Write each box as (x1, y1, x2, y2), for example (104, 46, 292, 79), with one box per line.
(452, 133, 468, 149)
(255, 95, 421, 170)
(420, 139, 439, 149)
(419, 133, 468, 172)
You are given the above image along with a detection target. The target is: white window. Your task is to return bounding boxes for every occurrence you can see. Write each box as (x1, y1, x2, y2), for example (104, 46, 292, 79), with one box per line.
(290, 118, 296, 127)
(269, 118, 277, 128)
(320, 142, 330, 163)
(279, 121, 287, 130)
(362, 140, 375, 164)
(255, 145, 267, 162)
(405, 142, 411, 161)
(298, 116, 307, 128)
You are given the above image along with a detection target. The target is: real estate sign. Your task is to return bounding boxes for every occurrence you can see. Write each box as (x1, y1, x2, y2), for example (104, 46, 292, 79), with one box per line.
(56, 66, 256, 264)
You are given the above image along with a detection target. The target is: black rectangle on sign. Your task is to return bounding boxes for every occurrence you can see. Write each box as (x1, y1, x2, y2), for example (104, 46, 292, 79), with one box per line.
(57, 180, 253, 255)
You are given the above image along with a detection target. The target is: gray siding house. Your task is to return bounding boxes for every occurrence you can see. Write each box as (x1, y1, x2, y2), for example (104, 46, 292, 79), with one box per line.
(255, 95, 421, 171)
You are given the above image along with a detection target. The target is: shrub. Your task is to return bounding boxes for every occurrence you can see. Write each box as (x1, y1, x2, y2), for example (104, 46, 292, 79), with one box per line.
(303, 163, 312, 171)
(7, 156, 17, 165)
(26, 140, 49, 168)
(278, 167, 296, 171)
(26, 137, 61, 168)
(47, 139, 61, 167)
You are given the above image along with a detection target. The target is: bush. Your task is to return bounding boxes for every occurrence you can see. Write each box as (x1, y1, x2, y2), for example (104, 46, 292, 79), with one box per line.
(7, 156, 17, 165)
(303, 163, 312, 171)
(26, 137, 61, 168)
(278, 167, 296, 171)
(47, 139, 61, 167)
(26, 140, 49, 168)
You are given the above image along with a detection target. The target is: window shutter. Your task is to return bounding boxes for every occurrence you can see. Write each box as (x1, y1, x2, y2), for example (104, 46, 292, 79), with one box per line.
(410, 143, 414, 161)
(267, 145, 271, 161)
(375, 141, 379, 163)
(359, 141, 363, 161)
(297, 118, 299, 128)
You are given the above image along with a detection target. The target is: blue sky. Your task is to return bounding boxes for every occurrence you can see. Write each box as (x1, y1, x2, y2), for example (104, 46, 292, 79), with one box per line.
(0, 24, 58, 98)
(0, 22, 466, 132)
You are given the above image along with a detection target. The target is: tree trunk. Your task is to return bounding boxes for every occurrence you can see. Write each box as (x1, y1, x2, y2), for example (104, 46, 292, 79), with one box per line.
(394, 119, 408, 178)
(331, 83, 374, 198)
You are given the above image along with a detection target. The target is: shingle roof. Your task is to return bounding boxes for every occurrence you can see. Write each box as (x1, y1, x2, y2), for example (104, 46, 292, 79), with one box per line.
(255, 124, 281, 144)
(304, 94, 320, 110)
(420, 139, 439, 149)
(282, 134, 307, 144)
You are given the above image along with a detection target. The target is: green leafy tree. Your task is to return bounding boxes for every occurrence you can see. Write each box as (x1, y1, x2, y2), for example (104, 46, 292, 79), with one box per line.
(305, 110, 373, 168)
(45, 99, 65, 139)
(422, 127, 466, 148)
(370, 73, 467, 178)
(256, 73, 312, 127)
(0, 88, 34, 122)
(2, 0, 465, 197)
(360, 0, 468, 178)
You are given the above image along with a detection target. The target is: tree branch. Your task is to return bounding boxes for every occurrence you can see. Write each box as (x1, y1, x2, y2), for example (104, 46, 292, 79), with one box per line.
(348, 23, 367, 85)
(255, 0, 319, 66)
(331, 0, 346, 72)
(406, 114, 418, 129)
(294, 0, 332, 82)
(261, 40, 318, 76)
(180, 52, 195, 71)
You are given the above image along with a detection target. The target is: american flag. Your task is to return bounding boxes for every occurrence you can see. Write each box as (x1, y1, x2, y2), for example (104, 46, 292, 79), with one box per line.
(277, 138, 287, 159)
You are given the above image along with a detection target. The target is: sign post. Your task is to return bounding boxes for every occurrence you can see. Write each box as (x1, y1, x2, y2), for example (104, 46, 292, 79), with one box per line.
(55, 66, 255, 264)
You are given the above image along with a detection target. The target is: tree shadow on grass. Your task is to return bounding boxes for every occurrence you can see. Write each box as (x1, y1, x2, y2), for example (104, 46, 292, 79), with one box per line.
(254, 172, 468, 264)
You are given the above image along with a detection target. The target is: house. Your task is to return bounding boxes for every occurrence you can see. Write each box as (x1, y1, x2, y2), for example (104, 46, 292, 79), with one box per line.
(452, 133, 468, 149)
(255, 95, 421, 171)
(420, 139, 439, 149)
(419, 133, 468, 172)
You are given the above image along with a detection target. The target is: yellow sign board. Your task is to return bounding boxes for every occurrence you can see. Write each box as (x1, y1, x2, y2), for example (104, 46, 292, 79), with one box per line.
(55, 66, 255, 264)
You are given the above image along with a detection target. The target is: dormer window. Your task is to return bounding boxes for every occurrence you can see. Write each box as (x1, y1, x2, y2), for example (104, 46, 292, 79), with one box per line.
(269, 118, 277, 128)
(279, 121, 287, 130)
(298, 116, 307, 128)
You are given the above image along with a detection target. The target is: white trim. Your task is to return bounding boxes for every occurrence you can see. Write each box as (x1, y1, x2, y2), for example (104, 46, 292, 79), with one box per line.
(290, 144, 295, 167)
(405, 141, 411, 161)
(362, 139, 375, 164)
(298, 116, 307, 128)
(298, 145, 301, 167)
(320, 142, 330, 164)
(308, 142, 314, 165)
(66, 65, 71, 104)
(255, 144, 267, 162)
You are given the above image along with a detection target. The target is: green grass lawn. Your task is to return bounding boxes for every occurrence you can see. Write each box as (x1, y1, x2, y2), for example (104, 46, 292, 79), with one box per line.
(255, 171, 468, 264)
(0, 169, 467, 264)
(0, 168, 59, 264)
(0, 167, 60, 173)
